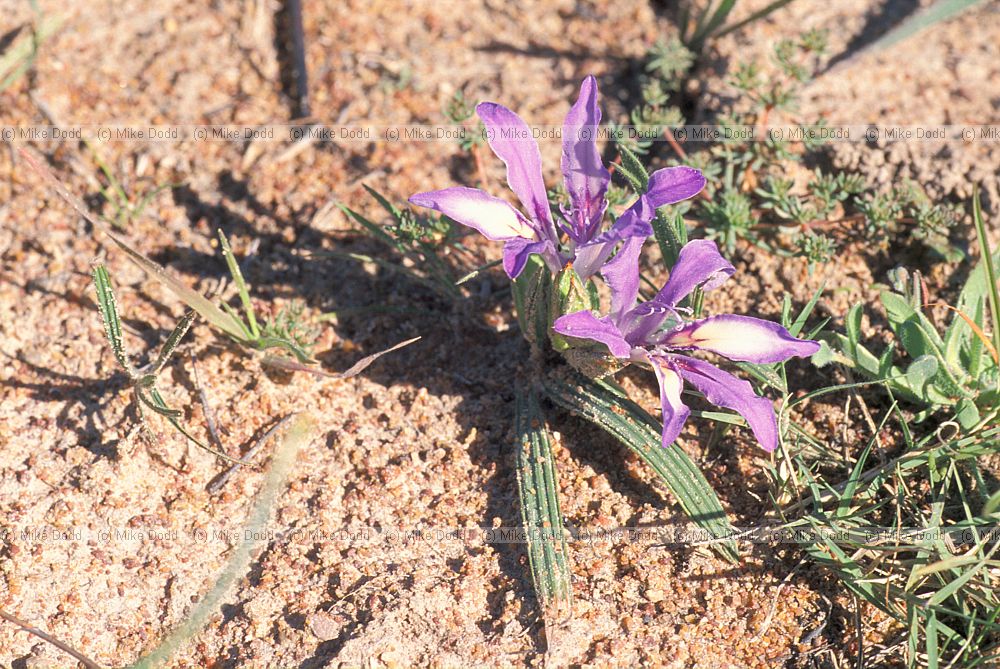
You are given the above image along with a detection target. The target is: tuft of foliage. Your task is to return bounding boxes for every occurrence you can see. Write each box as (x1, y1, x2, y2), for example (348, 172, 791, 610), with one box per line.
(443, 88, 486, 153)
(622, 30, 965, 270)
(338, 186, 486, 301)
(92, 265, 246, 464)
(678, 0, 798, 56)
(813, 191, 999, 432)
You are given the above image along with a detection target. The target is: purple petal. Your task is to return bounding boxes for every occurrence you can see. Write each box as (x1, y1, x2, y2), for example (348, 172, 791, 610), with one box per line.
(600, 235, 644, 321)
(659, 314, 822, 363)
(571, 206, 654, 279)
(651, 239, 735, 308)
(673, 356, 779, 452)
(409, 187, 534, 241)
(503, 238, 552, 279)
(552, 311, 632, 358)
(476, 102, 555, 238)
(644, 166, 706, 207)
(648, 354, 692, 447)
(561, 76, 610, 238)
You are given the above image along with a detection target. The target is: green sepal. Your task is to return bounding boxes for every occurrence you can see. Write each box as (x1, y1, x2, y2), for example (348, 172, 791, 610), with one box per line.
(512, 255, 552, 350)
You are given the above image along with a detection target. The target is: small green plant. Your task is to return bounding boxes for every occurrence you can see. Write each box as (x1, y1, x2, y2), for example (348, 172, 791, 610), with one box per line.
(701, 187, 756, 253)
(443, 88, 486, 154)
(626, 31, 967, 268)
(772, 395, 1000, 668)
(215, 229, 316, 363)
(92, 265, 244, 464)
(815, 192, 999, 431)
(678, 0, 797, 56)
(855, 180, 965, 260)
(82, 139, 178, 230)
(337, 185, 484, 301)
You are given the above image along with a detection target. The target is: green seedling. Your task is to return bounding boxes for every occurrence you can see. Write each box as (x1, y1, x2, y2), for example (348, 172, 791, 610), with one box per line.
(92, 265, 244, 464)
(82, 138, 178, 230)
(337, 185, 484, 302)
(22, 148, 417, 376)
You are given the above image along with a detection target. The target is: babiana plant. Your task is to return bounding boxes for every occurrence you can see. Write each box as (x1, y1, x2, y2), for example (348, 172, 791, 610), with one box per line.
(409, 76, 820, 617)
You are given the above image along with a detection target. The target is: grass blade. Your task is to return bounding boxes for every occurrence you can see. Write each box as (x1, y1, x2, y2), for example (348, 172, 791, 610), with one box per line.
(217, 230, 259, 338)
(21, 149, 248, 341)
(972, 186, 1000, 367)
(128, 414, 315, 669)
(714, 0, 797, 40)
(514, 385, 573, 620)
(542, 370, 738, 561)
(863, 0, 985, 52)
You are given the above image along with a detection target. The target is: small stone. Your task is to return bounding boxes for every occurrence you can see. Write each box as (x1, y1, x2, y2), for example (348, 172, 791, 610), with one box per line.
(644, 588, 665, 602)
(309, 610, 343, 641)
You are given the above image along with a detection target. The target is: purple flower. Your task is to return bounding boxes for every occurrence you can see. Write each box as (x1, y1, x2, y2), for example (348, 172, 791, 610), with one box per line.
(553, 239, 820, 452)
(409, 76, 706, 279)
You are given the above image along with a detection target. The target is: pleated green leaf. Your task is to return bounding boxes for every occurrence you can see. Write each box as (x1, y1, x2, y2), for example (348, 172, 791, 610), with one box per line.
(542, 371, 738, 561)
(514, 386, 572, 620)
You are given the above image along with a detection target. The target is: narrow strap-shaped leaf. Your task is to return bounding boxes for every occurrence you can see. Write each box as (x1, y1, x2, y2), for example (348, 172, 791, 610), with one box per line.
(92, 265, 133, 374)
(143, 387, 248, 465)
(542, 370, 738, 561)
(713, 0, 796, 40)
(514, 385, 572, 620)
(217, 230, 259, 339)
(149, 311, 196, 375)
(972, 186, 1000, 365)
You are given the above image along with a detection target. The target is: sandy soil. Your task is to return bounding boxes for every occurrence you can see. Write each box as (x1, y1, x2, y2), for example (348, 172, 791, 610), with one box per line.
(0, 0, 997, 667)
